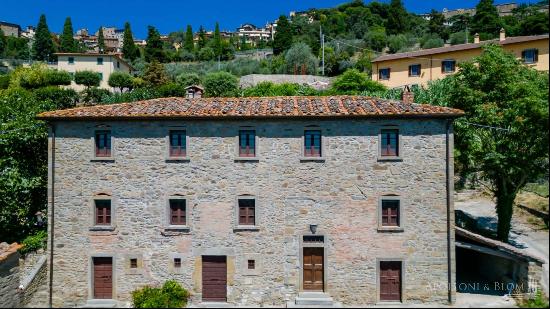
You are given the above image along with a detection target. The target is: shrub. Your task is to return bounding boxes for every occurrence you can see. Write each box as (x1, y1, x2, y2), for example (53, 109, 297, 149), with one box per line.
(198, 47, 215, 61)
(34, 86, 78, 109)
(108, 72, 134, 92)
(420, 33, 444, 49)
(157, 83, 186, 97)
(99, 87, 161, 104)
(284, 42, 318, 75)
(45, 70, 72, 86)
(142, 60, 168, 87)
(176, 73, 201, 88)
(331, 69, 387, 94)
(132, 280, 190, 308)
(81, 87, 110, 105)
(242, 81, 318, 97)
(364, 26, 387, 52)
(387, 34, 408, 53)
(449, 32, 468, 45)
(19, 230, 47, 256)
(74, 70, 101, 88)
(519, 290, 549, 308)
(0, 74, 9, 89)
(203, 71, 239, 97)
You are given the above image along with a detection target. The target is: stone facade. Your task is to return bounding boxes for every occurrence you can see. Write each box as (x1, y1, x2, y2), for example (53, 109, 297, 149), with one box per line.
(47, 118, 456, 307)
(0, 243, 22, 308)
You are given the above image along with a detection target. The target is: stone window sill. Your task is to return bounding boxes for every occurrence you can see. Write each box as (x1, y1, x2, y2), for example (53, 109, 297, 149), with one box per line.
(377, 227, 404, 233)
(162, 226, 191, 236)
(300, 157, 326, 162)
(91, 157, 115, 162)
(89, 225, 116, 232)
(233, 226, 260, 232)
(165, 157, 190, 162)
(377, 156, 403, 162)
(234, 157, 260, 162)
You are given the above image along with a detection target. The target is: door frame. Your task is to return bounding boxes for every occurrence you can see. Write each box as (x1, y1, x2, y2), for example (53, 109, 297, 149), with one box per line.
(89, 254, 116, 300)
(376, 257, 406, 304)
(299, 233, 328, 292)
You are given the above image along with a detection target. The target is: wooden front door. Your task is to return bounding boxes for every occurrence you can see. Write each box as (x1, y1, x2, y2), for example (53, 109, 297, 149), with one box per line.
(303, 247, 324, 291)
(380, 261, 402, 302)
(93, 257, 113, 299)
(202, 256, 227, 301)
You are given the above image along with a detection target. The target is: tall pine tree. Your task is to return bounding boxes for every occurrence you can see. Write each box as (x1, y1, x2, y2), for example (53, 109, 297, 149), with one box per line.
(273, 15, 292, 55)
(471, 0, 502, 38)
(144, 25, 166, 63)
(184, 25, 194, 52)
(386, 0, 410, 35)
(122, 22, 139, 61)
(32, 14, 55, 61)
(212, 22, 222, 57)
(60, 17, 77, 52)
(97, 26, 106, 53)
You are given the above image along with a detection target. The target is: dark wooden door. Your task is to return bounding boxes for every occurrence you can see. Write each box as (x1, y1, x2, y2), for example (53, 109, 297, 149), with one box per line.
(93, 257, 113, 299)
(380, 261, 401, 302)
(202, 256, 227, 301)
(303, 247, 324, 291)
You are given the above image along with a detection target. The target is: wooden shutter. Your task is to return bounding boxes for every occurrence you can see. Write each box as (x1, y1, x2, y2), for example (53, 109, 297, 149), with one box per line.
(169, 130, 186, 157)
(239, 130, 256, 157)
(238, 199, 255, 226)
(95, 200, 111, 225)
(382, 200, 400, 227)
(380, 261, 402, 302)
(534, 49, 539, 62)
(381, 129, 399, 157)
(95, 131, 111, 157)
(304, 130, 321, 157)
(170, 200, 186, 225)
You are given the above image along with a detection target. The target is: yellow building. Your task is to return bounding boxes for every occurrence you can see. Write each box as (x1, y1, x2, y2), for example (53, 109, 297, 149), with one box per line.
(371, 32, 549, 88)
(55, 53, 134, 92)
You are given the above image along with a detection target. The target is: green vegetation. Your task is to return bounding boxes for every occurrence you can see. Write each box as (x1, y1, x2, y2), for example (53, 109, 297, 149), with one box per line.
(60, 17, 78, 53)
(108, 72, 135, 92)
(523, 182, 550, 198)
(19, 230, 47, 256)
(332, 69, 386, 94)
(203, 71, 239, 97)
(122, 22, 140, 61)
(32, 14, 55, 62)
(97, 26, 106, 53)
(132, 280, 190, 308)
(518, 290, 549, 308)
(74, 70, 101, 89)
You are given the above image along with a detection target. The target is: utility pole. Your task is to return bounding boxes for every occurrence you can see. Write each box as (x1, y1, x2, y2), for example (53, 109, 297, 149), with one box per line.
(320, 26, 325, 76)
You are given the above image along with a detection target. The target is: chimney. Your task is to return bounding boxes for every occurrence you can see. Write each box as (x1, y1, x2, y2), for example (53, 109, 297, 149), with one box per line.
(499, 28, 506, 41)
(474, 33, 480, 44)
(402, 85, 414, 104)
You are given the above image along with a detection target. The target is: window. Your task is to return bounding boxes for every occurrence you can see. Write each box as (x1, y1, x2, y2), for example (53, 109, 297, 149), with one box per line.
(238, 199, 255, 226)
(239, 130, 256, 157)
(408, 64, 421, 77)
(174, 258, 182, 268)
(247, 260, 255, 270)
(381, 200, 400, 227)
(304, 130, 322, 157)
(95, 130, 111, 157)
(441, 60, 456, 73)
(169, 199, 186, 226)
(380, 129, 399, 157)
(117, 61, 120, 69)
(379, 261, 402, 302)
(522, 49, 538, 64)
(379, 68, 391, 80)
(95, 200, 111, 225)
(169, 130, 187, 157)
(68, 57, 75, 64)
(97, 57, 103, 65)
(130, 258, 137, 269)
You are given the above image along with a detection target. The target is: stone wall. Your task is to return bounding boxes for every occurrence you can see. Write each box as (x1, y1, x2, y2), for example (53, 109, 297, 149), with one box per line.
(19, 251, 48, 307)
(48, 118, 455, 307)
(0, 243, 22, 308)
(240, 74, 333, 90)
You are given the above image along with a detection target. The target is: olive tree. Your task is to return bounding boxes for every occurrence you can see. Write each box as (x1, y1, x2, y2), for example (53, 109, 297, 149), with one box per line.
(108, 72, 134, 92)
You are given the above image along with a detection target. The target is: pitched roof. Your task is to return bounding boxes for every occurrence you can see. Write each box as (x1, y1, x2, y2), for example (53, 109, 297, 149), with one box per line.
(372, 34, 549, 63)
(37, 96, 463, 121)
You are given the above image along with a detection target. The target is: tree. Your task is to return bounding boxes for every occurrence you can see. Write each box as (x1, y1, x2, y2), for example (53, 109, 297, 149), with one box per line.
(32, 14, 55, 61)
(0, 28, 6, 56)
(212, 22, 222, 57)
(449, 32, 468, 45)
(519, 12, 549, 35)
(331, 68, 386, 94)
(386, 0, 410, 35)
(273, 15, 292, 55)
(203, 71, 238, 97)
(176, 73, 201, 87)
(184, 25, 194, 52)
(142, 60, 168, 86)
(97, 26, 106, 53)
(428, 9, 449, 41)
(108, 72, 134, 92)
(74, 70, 101, 89)
(59, 17, 77, 52)
(198, 47, 215, 61)
(145, 26, 166, 63)
(387, 34, 408, 53)
(122, 22, 139, 61)
(364, 26, 387, 52)
(420, 33, 444, 49)
(284, 42, 318, 75)
(471, 0, 502, 38)
(447, 45, 549, 241)
(198, 26, 207, 49)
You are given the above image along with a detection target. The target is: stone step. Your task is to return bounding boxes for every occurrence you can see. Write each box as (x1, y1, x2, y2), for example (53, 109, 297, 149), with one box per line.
(82, 299, 118, 308)
(294, 292, 335, 306)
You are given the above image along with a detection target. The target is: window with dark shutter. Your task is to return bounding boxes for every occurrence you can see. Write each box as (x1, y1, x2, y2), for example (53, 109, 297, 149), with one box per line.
(169, 130, 187, 157)
(130, 259, 137, 268)
(239, 130, 256, 157)
(380, 129, 399, 157)
(238, 199, 255, 226)
(95, 200, 111, 225)
(441, 60, 456, 73)
(379, 68, 391, 80)
(95, 130, 112, 157)
(408, 64, 421, 77)
(169, 199, 186, 225)
(304, 130, 322, 157)
(522, 49, 538, 64)
(248, 260, 255, 270)
(174, 258, 182, 268)
(381, 200, 400, 227)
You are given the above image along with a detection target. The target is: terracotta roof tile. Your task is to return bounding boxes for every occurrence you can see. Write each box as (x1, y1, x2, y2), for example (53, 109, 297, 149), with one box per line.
(36, 96, 464, 120)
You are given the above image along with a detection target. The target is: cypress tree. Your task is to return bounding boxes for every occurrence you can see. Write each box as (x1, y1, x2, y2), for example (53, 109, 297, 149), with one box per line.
(184, 25, 194, 52)
(144, 25, 166, 63)
(0, 29, 5, 57)
(471, 0, 502, 38)
(213, 22, 222, 57)
(122, 22, 139, 60)
(198, 26, 206, 49)
(60, 17, 77, 52)
(386, 0, 410, 35)
(97, 26, 106, 53)
(273, 15, 292, 55)
(32, 14, 55, 61)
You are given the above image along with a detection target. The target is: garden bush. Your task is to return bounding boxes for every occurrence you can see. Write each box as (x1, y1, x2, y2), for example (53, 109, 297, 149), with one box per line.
(176, 73, 201, 88)
(132, 280, 190, 308)
(157, 83, 187, 97)
(331, 69, 387, 94)
(34, 86, 78, 109)
(19, 230, 47, 256)
(203, 71, 239, 97)
(108, 72, 134, 92)
(74, 71, 101, 89)
(45, 70, 72, 86)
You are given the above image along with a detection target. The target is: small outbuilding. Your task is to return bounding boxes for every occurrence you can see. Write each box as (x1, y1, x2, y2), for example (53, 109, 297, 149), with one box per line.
(185, 85, 204, 98)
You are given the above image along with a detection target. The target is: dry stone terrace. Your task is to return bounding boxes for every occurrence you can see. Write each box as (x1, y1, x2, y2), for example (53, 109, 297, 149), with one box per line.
(40, 96, 462, 307)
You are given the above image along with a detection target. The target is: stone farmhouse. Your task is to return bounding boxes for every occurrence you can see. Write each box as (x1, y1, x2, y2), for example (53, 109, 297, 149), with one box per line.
(37, 95, 464, 307)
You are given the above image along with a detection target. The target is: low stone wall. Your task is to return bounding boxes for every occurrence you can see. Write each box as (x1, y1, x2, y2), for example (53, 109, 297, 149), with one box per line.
(240, 74, 333, 90)
(19, 251, 47, 307)
(0, 242, 22, 308)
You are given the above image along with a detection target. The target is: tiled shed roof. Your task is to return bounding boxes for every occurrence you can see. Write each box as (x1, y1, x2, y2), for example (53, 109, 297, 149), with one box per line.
(36, 96, 464, 120)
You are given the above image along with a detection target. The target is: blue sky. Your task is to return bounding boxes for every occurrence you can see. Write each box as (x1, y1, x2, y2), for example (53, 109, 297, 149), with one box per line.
(1, 0, 535, 38)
